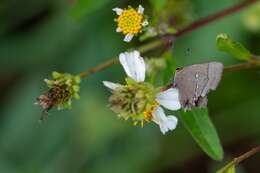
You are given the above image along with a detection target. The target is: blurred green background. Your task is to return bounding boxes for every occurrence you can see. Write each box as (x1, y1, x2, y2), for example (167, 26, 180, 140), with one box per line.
(0, 0, 259, 172)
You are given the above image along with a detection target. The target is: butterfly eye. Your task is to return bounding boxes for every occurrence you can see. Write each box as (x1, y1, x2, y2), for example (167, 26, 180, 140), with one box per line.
(176, 67, 183, 71)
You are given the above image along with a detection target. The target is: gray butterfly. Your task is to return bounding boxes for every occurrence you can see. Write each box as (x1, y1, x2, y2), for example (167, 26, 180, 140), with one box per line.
(173, 62, 223, 110)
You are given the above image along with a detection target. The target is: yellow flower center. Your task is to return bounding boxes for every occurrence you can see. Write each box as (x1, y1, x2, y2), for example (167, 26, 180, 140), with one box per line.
(116, 8, 143, 35)
(136, 101, 159, 127)
(143, 101, 159, 120)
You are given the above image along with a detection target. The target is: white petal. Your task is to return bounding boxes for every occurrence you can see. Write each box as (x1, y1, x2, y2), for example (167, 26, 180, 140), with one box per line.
(165, 116, 178, 130)
(103, 81, 122, 90)
(116, 27, 122, 32)
(112, 8, 123, 15)
(124, 33, 134, 42)
(119, 50, 145, 82)
(156, 88, 181, 111)
(152, 107, 178, 135)
(152, 106, 167, 124)
(138, 5, 144, 14)
(142, 19, 149, 26)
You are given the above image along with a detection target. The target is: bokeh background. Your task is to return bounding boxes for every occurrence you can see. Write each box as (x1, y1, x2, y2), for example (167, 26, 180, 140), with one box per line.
(0, 0, 260, 172)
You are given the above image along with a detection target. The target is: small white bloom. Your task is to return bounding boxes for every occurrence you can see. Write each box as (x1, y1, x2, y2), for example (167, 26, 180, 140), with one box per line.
(152, 88, 181, 134)
(104, 50, 181, 134)
(103, 81, 122, 90)
(124, 33, 134, 42)
(113, 5, 148, 42)
(119, 50, 145, 82)
(156, 88, 181, 111)
(137, 5, 144, 14)
(116, 27, 122, 33)
(142, 19, 149, 26)
(152, 106, 178, 134)
(112, 8, 123, 15)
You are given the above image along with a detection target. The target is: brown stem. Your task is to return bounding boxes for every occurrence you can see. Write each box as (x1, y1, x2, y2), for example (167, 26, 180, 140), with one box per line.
(79, 58, 118, 78)
(224, 62, 256, 73)
(216, 145, 260, 173)
(174, 0, 257, 37)
(79, 39, 164, 78)
(224, 57, 260, 73)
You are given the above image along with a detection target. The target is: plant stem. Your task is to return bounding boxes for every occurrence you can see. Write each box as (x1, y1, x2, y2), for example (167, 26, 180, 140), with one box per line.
(216, 145, 260, 173)
(224, 57, 260, 73)
(174, 0, 257, 37)
(79, 39, 164, 78)
(79, 58, 118, 78)
(78, 0, 258, 78)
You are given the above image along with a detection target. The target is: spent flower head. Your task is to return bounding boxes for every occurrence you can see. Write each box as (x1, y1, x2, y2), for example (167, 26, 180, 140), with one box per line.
(103, 50, 181, 134)
(36, 71, 80, 119)
(113, 5, 148, 42)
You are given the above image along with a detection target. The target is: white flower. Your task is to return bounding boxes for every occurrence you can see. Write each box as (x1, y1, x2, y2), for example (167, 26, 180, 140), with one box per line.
(137, 5, 144, 14)
(119, 50, 145, 82)
(142, 19, 149, 27)
(113, 5, 148, 42)
(116, 27, 122, 33)
(112, 8, 123, 15)
(153, 88, 181, 134)
(103, 81, 122, 90)
(152, 107, 178, 135)
(103, 50, 181, 134)
(124, 33, 134, 42)
(156, 88, 181, 110)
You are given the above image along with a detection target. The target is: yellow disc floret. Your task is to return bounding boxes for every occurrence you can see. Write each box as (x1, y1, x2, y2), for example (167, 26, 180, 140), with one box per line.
(116, 7, 143, 35)
(143, 101, 159, 122)
(138, 101, 159, 127)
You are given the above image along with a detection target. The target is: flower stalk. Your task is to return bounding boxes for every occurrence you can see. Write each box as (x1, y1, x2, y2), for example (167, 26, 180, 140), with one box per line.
(216, 145, 260, 173)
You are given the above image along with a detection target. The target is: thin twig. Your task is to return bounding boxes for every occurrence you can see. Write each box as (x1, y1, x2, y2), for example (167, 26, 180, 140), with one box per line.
(224, 57, 260, 73)
(79, 39, 164, 78)
(173, 0, 257, 37)
(79, 58, 118, 78)
(216, 145, 260, 173)
(78, 0, 257, 78)
(224, 62, 257, 73)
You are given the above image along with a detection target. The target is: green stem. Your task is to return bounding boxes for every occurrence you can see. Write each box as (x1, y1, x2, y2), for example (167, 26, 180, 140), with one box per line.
(216, 145, 260, 173)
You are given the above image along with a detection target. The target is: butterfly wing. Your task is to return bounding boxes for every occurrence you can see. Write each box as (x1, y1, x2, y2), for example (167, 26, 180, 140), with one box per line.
(201, 62, 223, 97)
(174, 62, 223, 110)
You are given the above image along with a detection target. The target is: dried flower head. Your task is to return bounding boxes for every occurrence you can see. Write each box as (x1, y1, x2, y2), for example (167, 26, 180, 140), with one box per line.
(36, 72, 80, 119)
(103, 51, 181, 134)
(113, 5, 148, 42)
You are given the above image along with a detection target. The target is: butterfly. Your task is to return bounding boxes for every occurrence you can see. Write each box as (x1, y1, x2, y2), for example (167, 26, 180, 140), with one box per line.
(173, 62, 223, 110)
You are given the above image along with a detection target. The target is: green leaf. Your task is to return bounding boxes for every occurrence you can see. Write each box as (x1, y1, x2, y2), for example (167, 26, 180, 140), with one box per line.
(226, 165, 236, 173)
(179, 108, 223, 160)
(216, 33, 252, 61)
